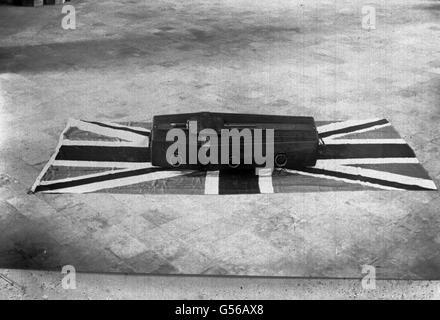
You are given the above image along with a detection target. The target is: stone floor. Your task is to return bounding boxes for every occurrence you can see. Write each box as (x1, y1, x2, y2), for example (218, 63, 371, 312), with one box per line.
(1, 0, 440, 298)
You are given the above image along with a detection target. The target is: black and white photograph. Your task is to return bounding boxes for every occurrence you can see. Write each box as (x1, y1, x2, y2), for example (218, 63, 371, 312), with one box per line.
(0, 0, 439, 302)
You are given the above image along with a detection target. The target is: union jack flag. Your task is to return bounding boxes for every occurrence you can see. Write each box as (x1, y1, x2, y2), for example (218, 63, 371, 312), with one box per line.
(31, 118, 437, 194)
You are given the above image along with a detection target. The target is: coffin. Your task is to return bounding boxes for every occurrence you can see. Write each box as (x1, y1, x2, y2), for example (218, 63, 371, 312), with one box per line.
(150, 112, 319, 169)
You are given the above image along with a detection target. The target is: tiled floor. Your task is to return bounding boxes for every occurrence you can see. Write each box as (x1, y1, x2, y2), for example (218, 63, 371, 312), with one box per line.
(0, 0, 440, 285)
